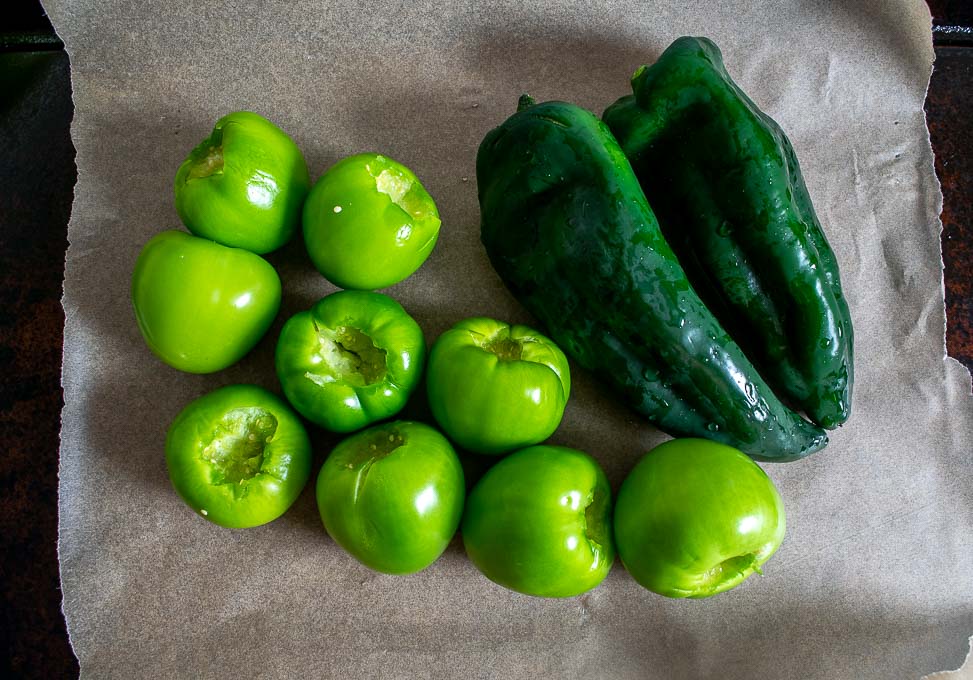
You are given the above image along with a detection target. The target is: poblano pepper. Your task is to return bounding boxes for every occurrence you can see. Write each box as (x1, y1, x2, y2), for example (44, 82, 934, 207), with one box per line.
(478, 96, 827, 462)
(603, 36, 854, 429)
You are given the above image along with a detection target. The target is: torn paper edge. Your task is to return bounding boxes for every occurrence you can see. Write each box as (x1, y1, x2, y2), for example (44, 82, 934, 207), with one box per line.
(44, 0, 84, 667)
(919, 0, 973, 673)
(923, 636, 973, 680)
(923, 23, 973, 398)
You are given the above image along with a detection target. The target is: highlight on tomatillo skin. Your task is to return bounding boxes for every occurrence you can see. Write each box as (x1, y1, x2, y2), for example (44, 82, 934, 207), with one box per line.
(174, 111, 310, 254)
(302, 152, 441, 290)
(316, 421, 465, 574)
(426, 317, 571, 455)
(131, 230, 282, 374)
(613, 438, 786, 598)
(274, 290, 426, 433)
(165, 384, 312, 529)
(461, 445, 614, 597)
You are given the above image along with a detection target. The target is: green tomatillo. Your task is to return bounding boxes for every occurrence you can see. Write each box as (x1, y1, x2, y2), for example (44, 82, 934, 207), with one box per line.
(426, 317, 570, 455)
(275, 290, 425, 433)
(165, 384, 312, 528)
(614, 438, 786, 598)
(462, 445, 614, 597)
(132, 230, 281, 374)
(175, 111, 310, 254)
(316, 420, 465, 574)
(302, 153, 441, 290)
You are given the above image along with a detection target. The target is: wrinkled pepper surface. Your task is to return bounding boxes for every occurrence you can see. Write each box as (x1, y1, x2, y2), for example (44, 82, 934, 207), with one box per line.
(603, 36, 854, 429)
(478, 95, 827, 461)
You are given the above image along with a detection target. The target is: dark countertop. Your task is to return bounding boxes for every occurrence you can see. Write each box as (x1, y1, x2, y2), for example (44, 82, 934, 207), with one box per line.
(0, 2, 970, 678)
(928, 0, 973, 370)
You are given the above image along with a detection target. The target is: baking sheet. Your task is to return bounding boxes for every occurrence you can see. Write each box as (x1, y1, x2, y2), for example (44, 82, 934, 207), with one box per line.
(48, 0, 973, 677)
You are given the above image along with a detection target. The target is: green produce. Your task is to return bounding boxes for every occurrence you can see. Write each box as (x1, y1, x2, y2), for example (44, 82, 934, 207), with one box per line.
(132, 230, 281, 374)
(614, 438, 786, 598)
(426, 317, 570, 455)
(303, 153, 441, 290)
(175, 111, 310, 254)
(604, 36, 853, 429)
(275, 290, 425, 432)
(477, 96, 827, 461)
(462, 445, 614, 597)
(316, 421, 464, 574)
(165, 384, 312, 528)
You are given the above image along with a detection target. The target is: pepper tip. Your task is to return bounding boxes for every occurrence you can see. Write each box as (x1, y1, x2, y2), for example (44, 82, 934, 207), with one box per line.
(517, 94, 536, 112)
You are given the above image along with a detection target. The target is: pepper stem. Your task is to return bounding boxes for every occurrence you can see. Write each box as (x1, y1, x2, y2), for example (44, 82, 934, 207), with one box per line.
(517, 94, 536, 112)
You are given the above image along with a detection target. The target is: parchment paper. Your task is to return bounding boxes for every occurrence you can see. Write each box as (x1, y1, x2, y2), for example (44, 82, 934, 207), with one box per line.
(49, 1, 973, 677)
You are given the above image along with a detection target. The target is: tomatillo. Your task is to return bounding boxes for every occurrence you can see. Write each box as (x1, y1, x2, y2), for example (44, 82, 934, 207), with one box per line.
(462, 445, 614, 598)
(316, 421, 464, 574)
(426, 318, 570, 455)
(132, 230, 281, 374)
(175, 111, 310, 254)
(302, 153, 441, 290)
(275, 290, 425, 432)
(165, 384, 312, 528)
(614, 438, 786, 599)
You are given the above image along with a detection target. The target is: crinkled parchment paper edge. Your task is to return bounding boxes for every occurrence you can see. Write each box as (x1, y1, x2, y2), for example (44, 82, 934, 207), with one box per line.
(924, 638, 973, 680)
(48, 4, 82, 667)
(919, 5, 973, 678)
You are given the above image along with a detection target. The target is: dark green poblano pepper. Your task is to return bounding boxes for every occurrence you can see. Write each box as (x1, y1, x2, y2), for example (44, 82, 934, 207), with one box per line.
(478, 95, 827, 462)
(603, 36, 854, 429)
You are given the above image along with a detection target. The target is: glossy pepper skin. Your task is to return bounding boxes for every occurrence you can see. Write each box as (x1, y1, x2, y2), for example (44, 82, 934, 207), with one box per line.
(603, 37, 853, 429)
(478, 96, 827, 461)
